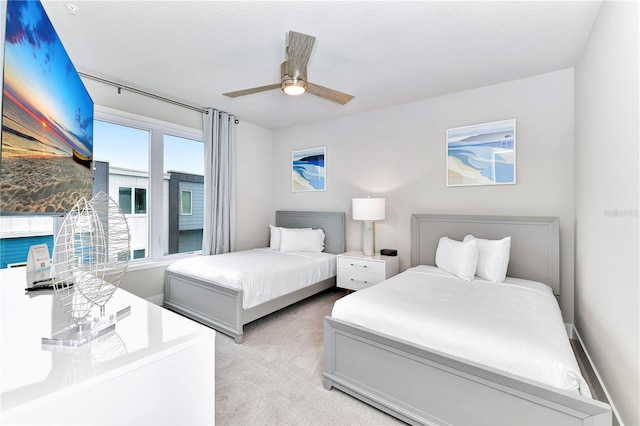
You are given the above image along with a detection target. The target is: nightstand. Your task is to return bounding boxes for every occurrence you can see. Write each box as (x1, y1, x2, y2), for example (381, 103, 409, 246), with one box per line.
(336, 251, 400, 291)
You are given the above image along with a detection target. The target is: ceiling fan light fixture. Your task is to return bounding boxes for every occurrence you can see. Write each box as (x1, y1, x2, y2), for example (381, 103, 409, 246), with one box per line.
(281, 77, 307, 96)
(222, 32, 353, 104)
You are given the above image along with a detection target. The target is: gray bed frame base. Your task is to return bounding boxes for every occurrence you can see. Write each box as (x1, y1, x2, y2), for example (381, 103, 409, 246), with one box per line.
(165, 273, 335, 343)
(164, 211, 345, 343)
(323, 214, 612, 425)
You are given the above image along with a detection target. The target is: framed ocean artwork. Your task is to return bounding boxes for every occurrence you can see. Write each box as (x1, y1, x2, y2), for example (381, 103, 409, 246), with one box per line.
(446, 119, 516, 187)
(292, 147, 326, 192)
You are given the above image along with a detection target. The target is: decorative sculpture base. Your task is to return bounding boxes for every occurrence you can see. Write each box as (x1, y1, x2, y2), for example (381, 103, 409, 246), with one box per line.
(42, 305, 131, 348)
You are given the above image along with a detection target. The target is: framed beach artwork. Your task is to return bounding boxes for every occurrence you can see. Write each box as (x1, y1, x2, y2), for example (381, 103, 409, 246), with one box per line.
(1, 0, 94, 214)
(292, 147, 326, 192)
(446, 119, 516, 187)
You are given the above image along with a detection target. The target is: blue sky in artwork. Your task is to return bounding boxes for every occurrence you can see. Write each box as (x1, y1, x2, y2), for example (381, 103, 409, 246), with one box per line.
(3, 0, 93, 156)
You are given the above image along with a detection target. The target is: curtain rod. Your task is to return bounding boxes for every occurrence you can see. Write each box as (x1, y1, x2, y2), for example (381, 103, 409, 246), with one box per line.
(79, 71, 223, 116)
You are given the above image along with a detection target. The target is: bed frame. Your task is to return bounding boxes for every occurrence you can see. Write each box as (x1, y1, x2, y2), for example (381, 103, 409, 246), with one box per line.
(164, 211, 345, 343)
(323, 214, 612, 425)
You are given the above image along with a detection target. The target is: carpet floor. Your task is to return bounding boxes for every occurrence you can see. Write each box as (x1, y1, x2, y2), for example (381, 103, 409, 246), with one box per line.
(215, 287, 404, 426)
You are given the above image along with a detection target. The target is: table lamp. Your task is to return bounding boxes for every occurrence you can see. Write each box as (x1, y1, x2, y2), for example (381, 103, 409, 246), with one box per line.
(352, 197, 385, 256)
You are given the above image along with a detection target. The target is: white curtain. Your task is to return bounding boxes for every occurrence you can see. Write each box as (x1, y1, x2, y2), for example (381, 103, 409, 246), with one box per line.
(202, 108, 236, 255)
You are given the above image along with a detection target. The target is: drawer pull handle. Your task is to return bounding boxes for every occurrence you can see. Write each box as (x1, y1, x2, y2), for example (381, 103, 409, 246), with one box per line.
(350, 278, 368, 284)
(349, 263, 367, 268)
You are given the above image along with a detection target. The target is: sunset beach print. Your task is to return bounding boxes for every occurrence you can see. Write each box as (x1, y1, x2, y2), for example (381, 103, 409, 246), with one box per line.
(1, 0, 93, 213)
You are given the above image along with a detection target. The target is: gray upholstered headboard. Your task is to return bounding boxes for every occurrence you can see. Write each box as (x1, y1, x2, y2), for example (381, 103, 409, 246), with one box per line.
(411, 214, 560, 295)
(275, 211, 346, 254)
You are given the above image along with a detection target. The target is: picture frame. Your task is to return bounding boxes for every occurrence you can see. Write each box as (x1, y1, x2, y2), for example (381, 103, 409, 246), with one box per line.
(292, 146, 326, 192)
(446, 119, 516, 187)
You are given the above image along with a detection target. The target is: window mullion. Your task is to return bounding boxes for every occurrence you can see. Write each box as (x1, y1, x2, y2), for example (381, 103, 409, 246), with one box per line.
(149, 130, 164, 259)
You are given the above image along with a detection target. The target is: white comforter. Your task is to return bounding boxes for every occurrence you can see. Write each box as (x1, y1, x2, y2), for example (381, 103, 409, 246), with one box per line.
(331, 265, 591, 397)
(167, 248, 336, 309)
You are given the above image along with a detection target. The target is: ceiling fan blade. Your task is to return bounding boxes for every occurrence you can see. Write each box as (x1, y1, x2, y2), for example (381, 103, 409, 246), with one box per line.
(307, 82, 354, 105)
(287, 31, 315, 76)
(223, 83, 280, 98)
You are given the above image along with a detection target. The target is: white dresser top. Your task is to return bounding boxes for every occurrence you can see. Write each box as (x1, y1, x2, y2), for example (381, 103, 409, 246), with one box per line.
(1, 267, 215, 418)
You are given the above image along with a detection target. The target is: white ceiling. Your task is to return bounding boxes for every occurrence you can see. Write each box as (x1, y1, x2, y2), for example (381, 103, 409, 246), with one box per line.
(42, 1, 602, 130)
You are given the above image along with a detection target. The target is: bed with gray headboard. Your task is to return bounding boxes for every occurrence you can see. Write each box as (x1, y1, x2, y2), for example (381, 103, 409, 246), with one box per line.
(164, 210, 345, 343)
(323, 214, 611, 425)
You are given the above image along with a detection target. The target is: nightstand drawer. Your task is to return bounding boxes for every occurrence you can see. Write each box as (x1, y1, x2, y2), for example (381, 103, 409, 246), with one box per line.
(337, 269, 384, 290)
(336, 251, 400, 291)
(337, 256, 385, 275)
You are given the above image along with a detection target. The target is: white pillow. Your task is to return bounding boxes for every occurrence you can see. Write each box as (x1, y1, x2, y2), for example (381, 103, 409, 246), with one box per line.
(269, 225, 310, 250)
(279, 228, 325, 252)
(435, 237, 478, 282)
(463, 235, 511, 283)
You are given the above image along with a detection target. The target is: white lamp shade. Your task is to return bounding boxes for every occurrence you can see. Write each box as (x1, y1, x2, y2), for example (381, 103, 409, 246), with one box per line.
(352, 198, 385, 221)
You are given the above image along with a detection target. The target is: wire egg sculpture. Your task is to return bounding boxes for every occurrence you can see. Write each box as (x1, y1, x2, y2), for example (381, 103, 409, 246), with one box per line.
(51, 192, 130, 329)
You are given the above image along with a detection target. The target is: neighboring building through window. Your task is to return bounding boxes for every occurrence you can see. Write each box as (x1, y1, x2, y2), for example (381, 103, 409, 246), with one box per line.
(0, 216, 55, 269)
(164, 135, 204, 255)
(167, 172, 204, 255)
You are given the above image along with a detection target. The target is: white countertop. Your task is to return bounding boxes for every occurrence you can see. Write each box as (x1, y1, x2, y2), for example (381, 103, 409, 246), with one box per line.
(1, 266, 216, 420)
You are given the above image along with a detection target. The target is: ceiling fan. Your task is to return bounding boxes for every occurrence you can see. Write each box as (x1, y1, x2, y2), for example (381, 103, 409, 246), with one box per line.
(222, 31, 354, 105)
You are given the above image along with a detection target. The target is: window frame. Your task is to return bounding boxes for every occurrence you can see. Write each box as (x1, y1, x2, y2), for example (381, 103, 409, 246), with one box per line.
(95, 106, 203, 263)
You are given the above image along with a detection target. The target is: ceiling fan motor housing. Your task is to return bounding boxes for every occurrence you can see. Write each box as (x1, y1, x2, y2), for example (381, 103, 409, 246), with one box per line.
(281, 61, 307, 94)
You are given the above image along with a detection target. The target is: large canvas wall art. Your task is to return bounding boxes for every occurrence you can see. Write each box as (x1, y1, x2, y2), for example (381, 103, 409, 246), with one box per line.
(292, 147, 326, 192)
(446, 119, 516, 187)
(1, 0, 94, 214)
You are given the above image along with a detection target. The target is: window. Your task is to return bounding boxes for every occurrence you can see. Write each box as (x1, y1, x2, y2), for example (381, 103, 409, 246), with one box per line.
(181, 191, 192, 215)
(164, 135, 204, 255)
(118, 187, 147, 215)
(118, 188, 132, 214)
(133, 249, 146, 259)
(94, 119, 150, 260)
(95, 109, 203, 261)
(134, 188, 147, 214)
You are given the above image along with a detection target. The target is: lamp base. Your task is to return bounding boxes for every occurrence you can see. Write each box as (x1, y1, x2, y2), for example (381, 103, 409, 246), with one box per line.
(362, 220, 376, 257)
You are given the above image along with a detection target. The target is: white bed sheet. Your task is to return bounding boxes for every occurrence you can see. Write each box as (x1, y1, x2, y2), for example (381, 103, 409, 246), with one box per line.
(331, 265, 592, 397)
(167, 248, 336, 309)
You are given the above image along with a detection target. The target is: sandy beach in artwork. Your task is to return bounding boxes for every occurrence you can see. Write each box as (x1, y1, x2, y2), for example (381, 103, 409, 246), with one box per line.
(447, 155, 493, 186)
(0, 155, 92, 213)
(1, 93, 93, 213)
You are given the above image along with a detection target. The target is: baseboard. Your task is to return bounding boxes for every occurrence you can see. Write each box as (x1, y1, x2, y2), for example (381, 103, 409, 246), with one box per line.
(570, 324, 623, 426)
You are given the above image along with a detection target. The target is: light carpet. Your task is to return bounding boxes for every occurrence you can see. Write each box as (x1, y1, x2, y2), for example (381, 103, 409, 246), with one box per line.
(215, 288, 404, 426)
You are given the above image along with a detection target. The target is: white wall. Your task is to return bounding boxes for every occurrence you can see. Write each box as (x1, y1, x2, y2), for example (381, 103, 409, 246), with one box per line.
(273, 69, 577, 320)
(234, 121, 274, 250)
(574, 1, 639, 425)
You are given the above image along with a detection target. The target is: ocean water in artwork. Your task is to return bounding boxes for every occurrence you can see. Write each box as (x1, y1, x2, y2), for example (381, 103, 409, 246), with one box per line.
(292, 148, 325, 191)
(447, 121, 515, 185)
(1, 0, 94, 212)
